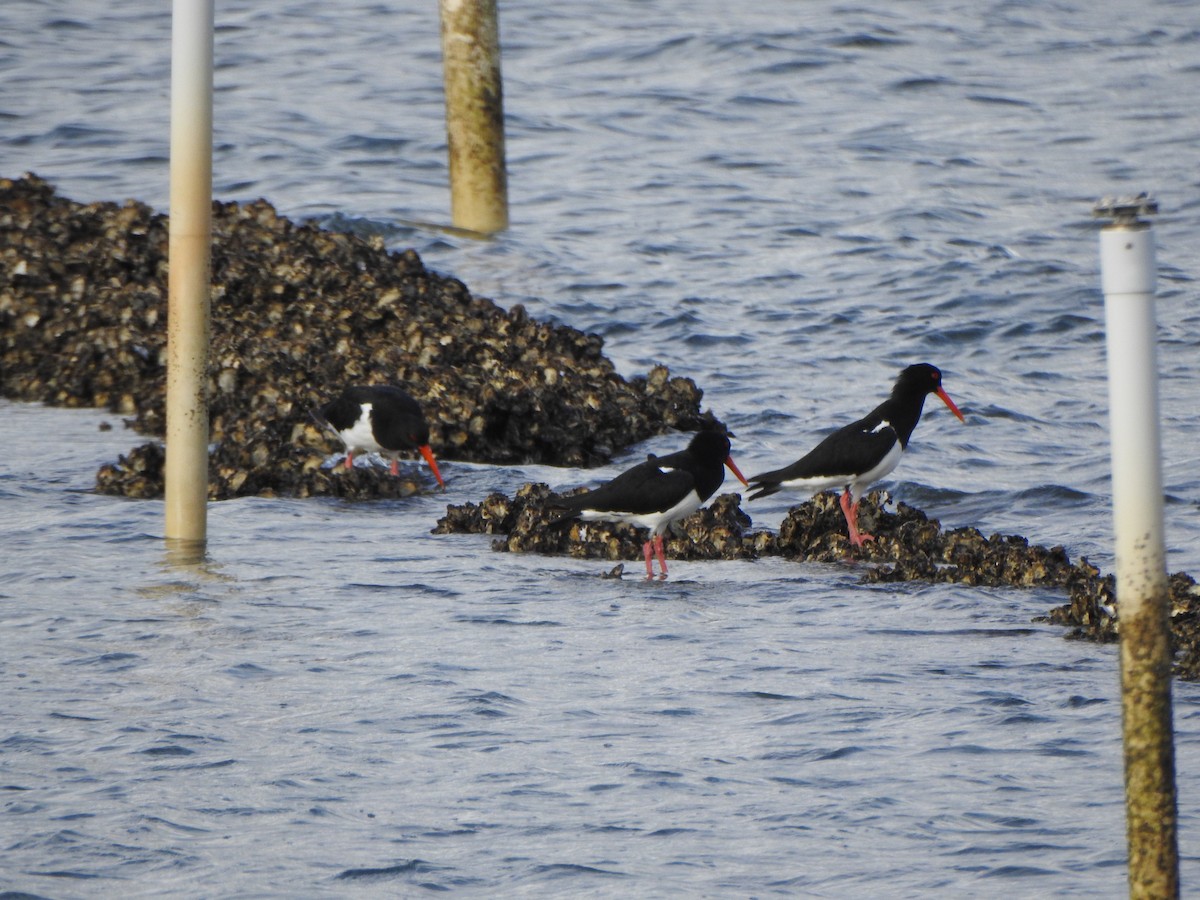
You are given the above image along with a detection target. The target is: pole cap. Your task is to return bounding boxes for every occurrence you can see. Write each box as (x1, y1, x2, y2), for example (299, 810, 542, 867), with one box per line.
(1093, 193, 1158, 225)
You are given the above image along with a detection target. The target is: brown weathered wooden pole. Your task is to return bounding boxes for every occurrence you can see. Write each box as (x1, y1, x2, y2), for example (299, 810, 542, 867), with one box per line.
(165, 0, 214, 550)
(439, 0, 508, 234)
(1096, 195, 1179, 899)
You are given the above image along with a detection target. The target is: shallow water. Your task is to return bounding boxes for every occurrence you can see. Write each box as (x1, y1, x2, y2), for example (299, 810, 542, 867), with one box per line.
(3, 0, 1200, 896)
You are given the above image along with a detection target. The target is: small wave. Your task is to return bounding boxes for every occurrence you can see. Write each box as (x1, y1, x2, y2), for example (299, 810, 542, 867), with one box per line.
(330, 134, 411, 154)
(45, 17, 88, 30)
(335, 859, 430, 880)
(531, 862, 628, 879)
(137, 745, 194, 757)
(890, 75, 956, 91)
(1063, 695, 1106, 708)
(923, 744, 994, 756)
(452, 615, 560, 627)
(1036, 740, 1091, 758)
(684, 332, 753, 347)
(1015, 484, 1092, 504)
(224, 662, 275, 679)
(759, 745, 864, 761)
(830, 32, 907, 49)
(979, 864, 1060, 878)
(40, 123, 124, 147)
(752, 59, 833, 76)
(965, 93, 1037, 108)
(62, 652, 140, 670)
(998, 712, 1053, 726)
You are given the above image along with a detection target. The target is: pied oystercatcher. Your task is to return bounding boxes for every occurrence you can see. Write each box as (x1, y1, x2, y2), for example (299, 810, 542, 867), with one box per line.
(747, 363, 964, 547)
(554, 428, 749, 579)
(313, 385, 445, 489)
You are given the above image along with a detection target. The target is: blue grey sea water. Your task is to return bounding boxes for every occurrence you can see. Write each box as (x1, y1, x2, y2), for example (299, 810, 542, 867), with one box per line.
(3, 1, 1200, 896)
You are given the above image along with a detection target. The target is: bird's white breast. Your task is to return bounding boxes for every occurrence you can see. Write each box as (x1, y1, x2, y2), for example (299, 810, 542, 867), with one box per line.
(339, 402, 382, 453)
(849, 439, 904, 499)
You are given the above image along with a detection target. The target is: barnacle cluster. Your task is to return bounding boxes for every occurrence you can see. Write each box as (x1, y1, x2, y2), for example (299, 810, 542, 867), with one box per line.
(0, 173, 704, 500)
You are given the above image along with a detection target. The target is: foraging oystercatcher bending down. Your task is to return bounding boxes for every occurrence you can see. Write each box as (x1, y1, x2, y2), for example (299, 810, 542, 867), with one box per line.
(747, 363, 964, 547)
(553, 429, 749, 579)
(313, 385, 445, 489)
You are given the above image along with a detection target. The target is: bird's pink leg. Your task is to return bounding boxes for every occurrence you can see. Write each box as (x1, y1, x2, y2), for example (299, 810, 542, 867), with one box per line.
(840, 489, 874, 547)
(654, 533, 669, 577)
(642, 540, 656, 579)
(344, 451, 355, 470)
(389, 458, 400, 476)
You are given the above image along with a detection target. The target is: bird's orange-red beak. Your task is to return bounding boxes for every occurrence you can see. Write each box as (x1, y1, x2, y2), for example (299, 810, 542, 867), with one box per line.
(419, 444, 445, 489)
(936, 387, 965, 422)
(725, 456, 750, 487)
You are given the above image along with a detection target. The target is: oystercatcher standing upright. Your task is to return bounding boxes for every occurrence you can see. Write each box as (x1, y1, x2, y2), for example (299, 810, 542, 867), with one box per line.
(313, 385, 445, 489)
(747, 363, 964, 547)
(553, 428, 749, 579)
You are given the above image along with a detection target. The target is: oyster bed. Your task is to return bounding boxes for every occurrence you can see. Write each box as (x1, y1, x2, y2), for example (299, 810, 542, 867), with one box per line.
(0, 173, 706, 500)
(3, 173, 1199, 675)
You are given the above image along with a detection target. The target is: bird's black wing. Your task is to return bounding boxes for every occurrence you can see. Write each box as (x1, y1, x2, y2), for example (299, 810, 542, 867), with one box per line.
(749, 414, 898, 491)
(555, 458, 697, 516)
(312, 393, 360, 432)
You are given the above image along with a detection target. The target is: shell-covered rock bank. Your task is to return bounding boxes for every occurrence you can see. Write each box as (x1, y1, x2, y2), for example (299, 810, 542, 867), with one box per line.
(435, 486, 1200, 680)
(0, 173, 707, 499)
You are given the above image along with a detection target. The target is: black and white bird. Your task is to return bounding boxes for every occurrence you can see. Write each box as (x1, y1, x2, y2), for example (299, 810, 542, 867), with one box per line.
(553, 428, 749, 578)
(313, 385, 445, 489)
(747, 363, 964, 547)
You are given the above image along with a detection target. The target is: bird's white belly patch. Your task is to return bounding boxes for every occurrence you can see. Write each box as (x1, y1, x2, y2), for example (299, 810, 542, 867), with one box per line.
(851, 441, 904, 496)
(339, 403, 382, 453)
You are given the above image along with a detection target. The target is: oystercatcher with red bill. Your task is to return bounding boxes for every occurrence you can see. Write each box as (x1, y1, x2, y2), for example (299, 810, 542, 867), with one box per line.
(747, 363, 964, 547)
(553, 428, 749, 579)
(313, 385, 445, 489)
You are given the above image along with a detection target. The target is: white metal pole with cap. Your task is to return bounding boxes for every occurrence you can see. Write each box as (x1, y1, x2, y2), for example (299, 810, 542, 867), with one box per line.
(165, 0, 214, 551)
(1096, 194, 1178, 899)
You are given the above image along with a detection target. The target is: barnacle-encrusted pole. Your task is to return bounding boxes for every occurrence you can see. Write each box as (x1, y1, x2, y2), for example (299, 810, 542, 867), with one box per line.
(1096, 194, 1178, 899)
(439, 0, 508, 234)
(165, 0, 214, 550)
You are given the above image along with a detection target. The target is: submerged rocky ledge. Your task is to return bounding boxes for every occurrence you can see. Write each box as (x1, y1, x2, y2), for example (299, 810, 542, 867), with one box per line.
(3, 173, 1199, 676)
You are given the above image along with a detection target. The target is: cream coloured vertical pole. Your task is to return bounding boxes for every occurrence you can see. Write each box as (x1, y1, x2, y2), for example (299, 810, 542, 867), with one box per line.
(165, 0, 214, 547)
(439, 0, 508, 234)
(1096, 195, 1178, 900)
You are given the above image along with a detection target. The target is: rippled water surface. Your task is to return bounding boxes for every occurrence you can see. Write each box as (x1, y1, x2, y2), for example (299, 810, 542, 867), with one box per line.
(3, 1, 1200, 896)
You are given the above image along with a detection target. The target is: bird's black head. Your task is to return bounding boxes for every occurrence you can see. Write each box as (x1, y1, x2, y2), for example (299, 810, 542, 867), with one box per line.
(894, 363, 965, 421)
(687, 427, 733, 462)
(896, 363, 944, 394)
(688, 427, 750, 486)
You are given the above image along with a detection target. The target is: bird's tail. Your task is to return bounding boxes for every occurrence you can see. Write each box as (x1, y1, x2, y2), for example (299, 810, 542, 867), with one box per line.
(746, 480, 782, 502)
(544, 490, 592, 526)
(309, 407, 335, 434)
